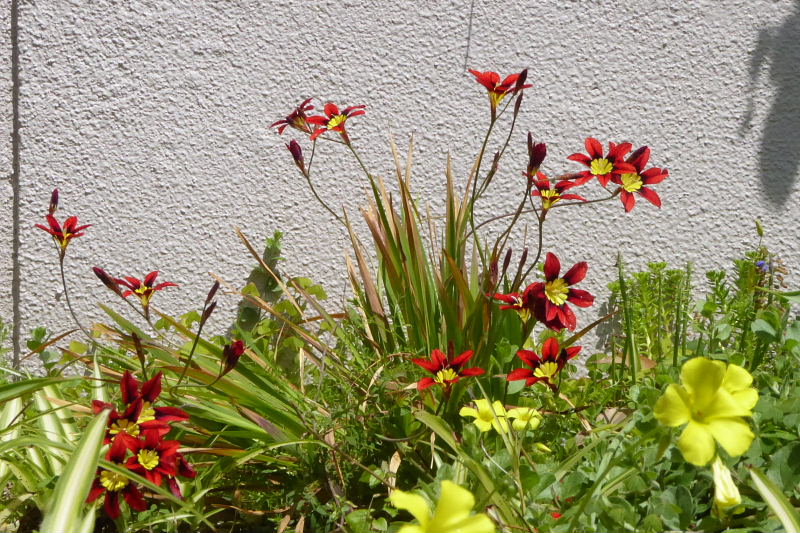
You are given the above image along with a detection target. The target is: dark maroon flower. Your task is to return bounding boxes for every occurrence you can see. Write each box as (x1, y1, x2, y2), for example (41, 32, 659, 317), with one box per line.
(270, 98, 314, 135)
(524, 252, 594, 331)
(507, 337, 581, 392)
(412, 348, 484, 391)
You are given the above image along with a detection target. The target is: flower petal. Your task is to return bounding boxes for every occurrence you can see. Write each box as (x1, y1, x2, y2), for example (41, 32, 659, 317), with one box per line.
(430, 481, 476, 530)
(390, 490, 431, 528)
(677, 420, 717, 466)
(681, 358, 726, 410)
(543, 252, 560, 280)
(707, 417, 755, 458)
(562, 261, 588, 285)
(654, 384, 691, 427)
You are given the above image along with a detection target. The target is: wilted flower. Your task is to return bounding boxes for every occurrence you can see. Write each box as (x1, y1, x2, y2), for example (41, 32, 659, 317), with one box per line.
(412, 348, 485, 391)
(306, 102, 366, 144)
(48, 188, 59, 215)
(93, 266, 124, 297)
(508, 337, 580, 392)
(525, 133, 547, 178)
(221, 339, 245, 375)
(459, 399, 510, 433)
(653, 357, 758, 466)
(286, 139, 306, 175)
(270, 97, 314, 135)
(524, 252, 594, 331)
(390, 480, 495, 533)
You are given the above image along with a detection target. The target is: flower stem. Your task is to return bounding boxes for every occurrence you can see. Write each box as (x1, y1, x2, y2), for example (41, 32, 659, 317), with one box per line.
(59, 257, 94, 343)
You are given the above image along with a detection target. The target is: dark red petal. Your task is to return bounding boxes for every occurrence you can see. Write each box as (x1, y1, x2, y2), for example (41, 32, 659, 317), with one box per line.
(431, 349, 447, 369)
(560, 193, 587, 202)
(545, 301, 558, 321)
(541, 337, 560, 360)
(567, 288, 594, 307)
(564, 346, 582, 360)
(638, 187, 662, 207)
(516, 349, 541, 366)
(105, 492, 121, 520)
(507, 368, 533, 381)
(417, 377, 436, 390)
(124, 485, 148, 512)
(459, 366, 485, 377)
(567, 153, 591, 166)
(543, 252, 560, 280)
(451, 350, 475, 367)
(140, 372, 163, 402)
(120, 371, 139, 405)
(627, 145, 650, 169)
(108, 434, 130, 462)
(412, 357, 440, 373)
(621, 190, 635, 212)
(641, 168, 667, 184)
(305, 116, 328, 126)
(585, 137, 603, 159)
(309, 128, 325, 140)
(563, 305, 577, 331)
(562, 261, 588, 285)
(143, 271, 159, 287)
(86, 481, 105, 503)
(323, 102, 339, 117)
(153, 406, 189, 422)
(614, 162, 637, 174)
(596, 174, 612, 187)
(176, 454, 197, 478)
(154, 281, 178, 290)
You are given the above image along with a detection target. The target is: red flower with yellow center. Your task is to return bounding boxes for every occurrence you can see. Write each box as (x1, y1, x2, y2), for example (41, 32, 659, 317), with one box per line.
(469, 69, 531, 116)
(126, 429, 181, 488)
(115, 271, 177, 316)
(611, 146, 668, 212)
(507, 337, 581, 392)
(412, 348, 485, 391)
(530, 172, 587, 214)
(567, 137, 636, 187)
(35, 214, 90, 258)
(493, 292, 530, 321)
(86, 435, 148, 519)
(306, 102, 366, 143)
(524, 252, 594, 331)
(270, 98, 314, 135)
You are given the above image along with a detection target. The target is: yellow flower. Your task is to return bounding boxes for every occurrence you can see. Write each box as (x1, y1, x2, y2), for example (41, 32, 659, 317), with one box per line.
(654, 357, 758, 466)
(389, 480, 495, 533)
(506, 406, 543, 431)
(711, 456, 743, 516)
(459, 399, 509, 433)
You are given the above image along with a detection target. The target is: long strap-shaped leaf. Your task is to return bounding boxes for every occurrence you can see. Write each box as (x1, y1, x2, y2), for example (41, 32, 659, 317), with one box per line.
(748, 464, 800, 533)
(39, 409, 110, 533)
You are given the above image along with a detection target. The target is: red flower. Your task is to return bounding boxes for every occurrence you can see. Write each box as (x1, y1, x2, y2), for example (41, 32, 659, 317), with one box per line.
(524, 252, 594, 331)
(567, 138, 636, 187)
(116, 271, 177, 316)
(412, 348, 485, 391)
(530, 172, 587, 215)
(167, 452, 197, 498)
(525, 133, 547, 179)
(86, 435, 148, 519)
(469, 69, 531, 116)
(306, 102, 366, 143)
(126, 429, 181, 488)
(611, 146, 668, 212)
(493, 292, 530, 321)
(221, 340, 245, 375)
(35, 214, 90, 258)
(270, 98, 314, 135)
(507, 337, 581, 392)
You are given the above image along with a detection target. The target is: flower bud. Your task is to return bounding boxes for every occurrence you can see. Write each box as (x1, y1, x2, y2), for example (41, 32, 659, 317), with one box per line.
(93, 266, 123, 297)
(712, 456, 742, 516)
(221, 340, 245, 375)
(514, 69, 528, 93)
(527, 133, 547, 177)
(286, 140, 306, 175)
(205, 281, 220, 306)
(49, 188, 59, 215)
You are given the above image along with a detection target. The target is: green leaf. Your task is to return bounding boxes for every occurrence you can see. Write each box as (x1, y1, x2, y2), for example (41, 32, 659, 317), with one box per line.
(748, 464, 800, 533)
(0, 377, 81, 404)
(39, 409, 110, 533)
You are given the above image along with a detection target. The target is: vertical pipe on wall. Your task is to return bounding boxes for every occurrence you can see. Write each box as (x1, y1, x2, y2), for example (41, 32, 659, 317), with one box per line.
(10, 0, 21, 369)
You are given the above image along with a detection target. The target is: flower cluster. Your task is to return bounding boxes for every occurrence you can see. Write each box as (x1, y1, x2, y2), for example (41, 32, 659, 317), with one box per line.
(459, 399, 542, 433)
(88, 372, 196, 518)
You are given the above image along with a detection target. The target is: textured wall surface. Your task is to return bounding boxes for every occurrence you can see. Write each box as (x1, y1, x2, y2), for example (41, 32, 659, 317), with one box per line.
(3, 0, 800, 368)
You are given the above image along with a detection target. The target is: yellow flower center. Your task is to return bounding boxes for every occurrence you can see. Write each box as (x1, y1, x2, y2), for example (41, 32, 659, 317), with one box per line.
(137, 449, 160, 471)
(590, 158, 613, 176)
(109, 418, 140, 438)
(100, 470, 129, 492)
(533, 361, 560, 379)
(138, 402, 155, 424)
(540, 189, 561, 209)
(327, 114, 347, 129)
(544, 278, 569, 305)
(434, 368, 459, 384)
(620, 173, 642, 192)
(477, 409, 495, 424)
(489, 91, 506, 109)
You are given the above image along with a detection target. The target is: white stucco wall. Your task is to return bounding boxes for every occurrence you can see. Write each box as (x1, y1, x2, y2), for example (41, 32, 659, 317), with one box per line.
(4, 0, 800, 369)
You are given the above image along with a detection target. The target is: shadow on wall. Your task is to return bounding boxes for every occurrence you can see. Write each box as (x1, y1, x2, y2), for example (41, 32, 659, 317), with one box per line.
(742, 1, 800, 206)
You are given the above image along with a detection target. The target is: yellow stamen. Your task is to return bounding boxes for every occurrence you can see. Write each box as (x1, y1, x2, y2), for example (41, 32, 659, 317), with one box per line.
(137, 449, 160, 471)
(137, 402, 155, 424)
(590, 158, 613, 176)
(540, 189, 561, 210)
(327, 114, 347, 129)
(544, 278, 569, 306)
(489, 92, 506, 109)
(620, 173, 643, 192)
(434, 368, 459, 384)
(100, 470, 129, 492)
(109, 418, 140, 438)
(533, 361, 560, 379)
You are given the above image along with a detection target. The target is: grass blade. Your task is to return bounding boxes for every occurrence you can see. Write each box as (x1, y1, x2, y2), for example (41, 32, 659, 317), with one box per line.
(748, 464, 800, 532)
